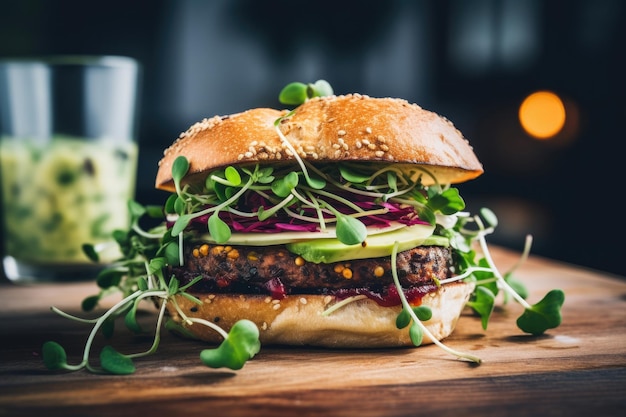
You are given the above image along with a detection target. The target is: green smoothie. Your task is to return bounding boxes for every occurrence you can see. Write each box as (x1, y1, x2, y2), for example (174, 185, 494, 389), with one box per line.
(0, 136, 138, 265)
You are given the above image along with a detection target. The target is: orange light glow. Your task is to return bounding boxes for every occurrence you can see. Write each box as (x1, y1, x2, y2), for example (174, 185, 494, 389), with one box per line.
(519, 91, 566, 139)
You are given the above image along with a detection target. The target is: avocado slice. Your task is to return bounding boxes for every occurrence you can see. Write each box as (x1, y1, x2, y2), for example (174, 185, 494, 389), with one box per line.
(286, 223, 447, 264)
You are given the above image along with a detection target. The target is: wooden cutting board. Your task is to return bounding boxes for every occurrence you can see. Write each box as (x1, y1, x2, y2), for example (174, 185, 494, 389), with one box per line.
(0, 245, 625, 417)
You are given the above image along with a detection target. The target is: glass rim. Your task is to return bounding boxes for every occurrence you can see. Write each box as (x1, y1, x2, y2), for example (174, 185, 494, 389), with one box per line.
(0, 55, 138, 69)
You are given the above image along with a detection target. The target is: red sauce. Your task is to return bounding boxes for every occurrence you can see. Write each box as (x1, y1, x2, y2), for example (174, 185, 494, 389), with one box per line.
(332, 284, 438, 307)
(263, 278, 437, 307)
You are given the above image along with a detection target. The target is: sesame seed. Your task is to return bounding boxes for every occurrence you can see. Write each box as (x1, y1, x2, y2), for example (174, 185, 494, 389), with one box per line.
(375, 150, 384, 158)
(300, 297, 307, 305)
(323, 295, 332, 305)
(264, 296, 272, 303)
(367, 143, 377, 150)
(244, 151, 253, 158)
(365, 127, 372, 134)
(337, 129, 347, 136)
(261, 322, 268, 330)
(273, 303, 281, 310)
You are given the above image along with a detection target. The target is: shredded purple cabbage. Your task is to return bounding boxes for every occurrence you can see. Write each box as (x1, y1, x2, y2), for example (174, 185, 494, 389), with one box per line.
(185, 191, 428, 234)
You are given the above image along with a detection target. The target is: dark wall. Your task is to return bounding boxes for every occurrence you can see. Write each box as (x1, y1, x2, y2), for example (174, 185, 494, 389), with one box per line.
(1, 0, 624, 277)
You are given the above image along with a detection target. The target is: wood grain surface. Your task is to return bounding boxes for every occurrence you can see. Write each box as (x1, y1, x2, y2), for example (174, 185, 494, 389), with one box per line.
(1, 246, 625, 417)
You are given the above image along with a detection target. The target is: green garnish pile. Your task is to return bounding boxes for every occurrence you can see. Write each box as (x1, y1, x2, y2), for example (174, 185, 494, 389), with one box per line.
(42, 80, 564, 374)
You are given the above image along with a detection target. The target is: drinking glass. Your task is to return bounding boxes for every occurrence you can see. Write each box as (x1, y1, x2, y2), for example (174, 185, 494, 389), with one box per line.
(0, 56, 140, 282)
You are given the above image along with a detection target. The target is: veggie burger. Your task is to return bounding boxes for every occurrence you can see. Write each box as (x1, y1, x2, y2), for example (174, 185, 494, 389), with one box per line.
(154, 84, 485, 348)
(43, 81, 564, 374)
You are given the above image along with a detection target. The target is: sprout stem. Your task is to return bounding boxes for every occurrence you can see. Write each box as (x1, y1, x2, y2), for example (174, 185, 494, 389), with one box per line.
(391, 242, 482, 364)
(477, 233, 532, 309)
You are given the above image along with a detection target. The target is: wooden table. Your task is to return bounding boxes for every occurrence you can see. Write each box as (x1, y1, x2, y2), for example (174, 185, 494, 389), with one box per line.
(1, 246, 625, 417)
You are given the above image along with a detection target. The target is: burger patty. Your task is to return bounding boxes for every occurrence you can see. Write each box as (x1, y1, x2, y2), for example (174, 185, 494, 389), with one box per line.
(170, 242, 453, 296)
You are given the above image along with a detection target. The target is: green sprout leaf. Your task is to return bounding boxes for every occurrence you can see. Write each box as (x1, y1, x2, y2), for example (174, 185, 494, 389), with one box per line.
(100, 346, 136, 375)
(82, 244, 99, 263)
(409, 322, 424, 346)
(81, 295, 100, 312)
(335, 214, 367, 245)
(163, 241, 181, 266)
(339, 165, 370, 184)
(171, 214, 192, 237)
(42, 341, 68, 370)
(224, 166, 242, 186)
(164, 194, 178, 214)
(428, 187, 465, 215)
(396, 306, 432, 329)
(148, 257, 167, 275)
(304, 174, 326, 190)
(96, 268, 124, 289)
(466, 285, 496, 330)
(271, 171, 299, 197)
(128, 199, 147, 222)
(480, 207, 498, 228)
(310, 79, 333, 98)
(279, 82, 308, 105)
(172, 156, 190, 192)
(516, 289, 565, 335)
(278, 80, 333, 105)
(200, 320, 261, 370)
(173, 196, 186, 215)
(208, 212, 232, 244)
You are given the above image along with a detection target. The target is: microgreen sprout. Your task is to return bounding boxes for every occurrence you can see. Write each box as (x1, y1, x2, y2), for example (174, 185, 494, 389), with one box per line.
(43, 199, 260, 374)
(43, 262, 260, 374)
(279, 79, 333, 106)
(390, 242, 483, 364)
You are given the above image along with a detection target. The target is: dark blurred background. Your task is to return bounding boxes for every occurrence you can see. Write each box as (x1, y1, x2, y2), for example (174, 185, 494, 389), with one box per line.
(1, 0, 624, 278)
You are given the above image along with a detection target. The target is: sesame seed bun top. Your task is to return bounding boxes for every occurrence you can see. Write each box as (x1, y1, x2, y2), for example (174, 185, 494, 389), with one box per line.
(155, 94, 483, 192)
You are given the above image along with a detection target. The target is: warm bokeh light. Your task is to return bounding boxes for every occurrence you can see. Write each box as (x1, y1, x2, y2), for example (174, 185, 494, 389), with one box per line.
(519, 91, 566, 139)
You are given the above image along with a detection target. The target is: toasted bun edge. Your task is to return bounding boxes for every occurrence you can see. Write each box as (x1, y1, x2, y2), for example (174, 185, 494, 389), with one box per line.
(166, 281, 474, 348)
(156, 95, 483, 191)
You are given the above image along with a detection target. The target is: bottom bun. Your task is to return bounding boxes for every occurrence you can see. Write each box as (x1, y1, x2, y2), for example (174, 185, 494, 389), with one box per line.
(167, 282, 474, 348)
